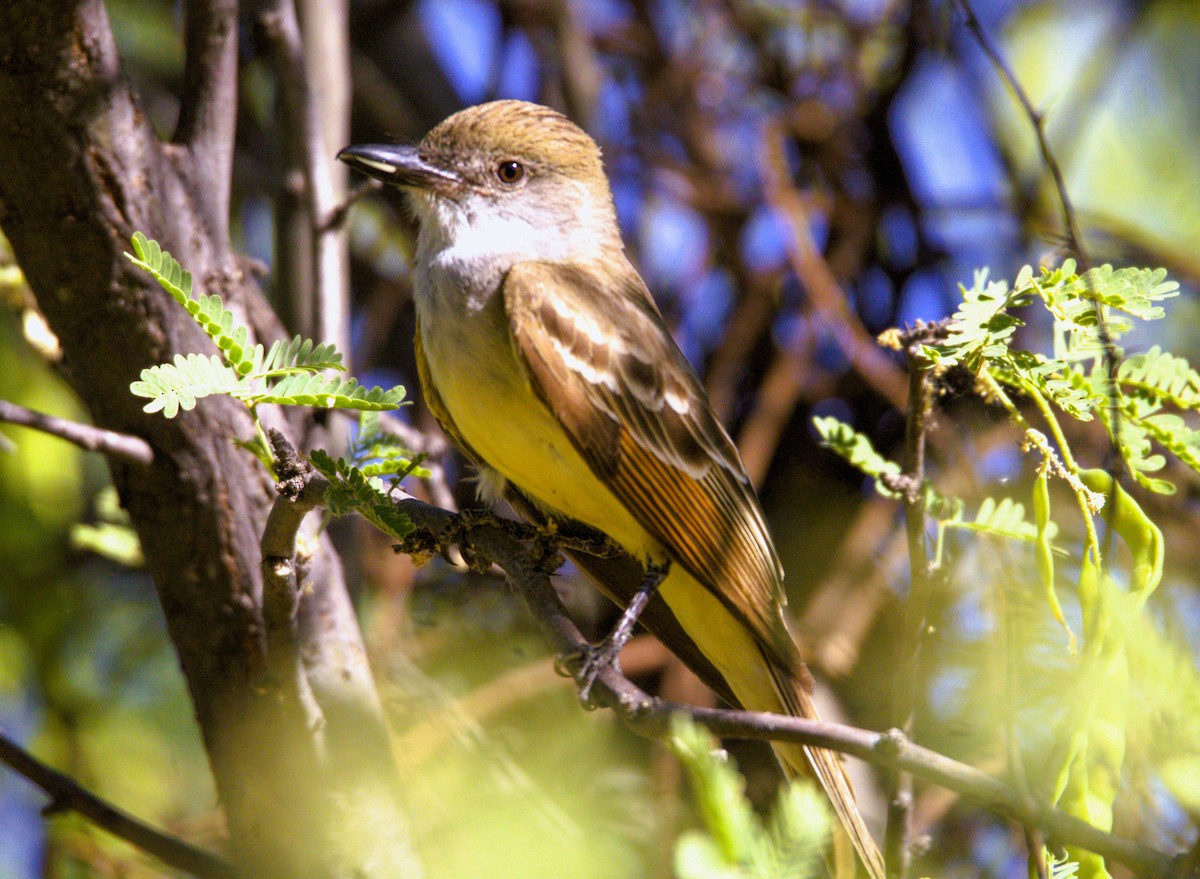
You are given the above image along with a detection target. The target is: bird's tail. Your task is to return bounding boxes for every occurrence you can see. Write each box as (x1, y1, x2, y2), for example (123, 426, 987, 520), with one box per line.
(765, 659, 885, 879)
(544, 540, 884, 878)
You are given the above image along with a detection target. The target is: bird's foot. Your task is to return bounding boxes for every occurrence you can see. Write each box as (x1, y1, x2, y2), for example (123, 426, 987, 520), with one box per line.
(572, 560, 670, 706)
(573, 638, 625, 708)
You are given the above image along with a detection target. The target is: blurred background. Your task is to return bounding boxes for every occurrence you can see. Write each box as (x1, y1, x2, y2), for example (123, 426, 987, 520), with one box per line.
(2, 0, 1199, 876)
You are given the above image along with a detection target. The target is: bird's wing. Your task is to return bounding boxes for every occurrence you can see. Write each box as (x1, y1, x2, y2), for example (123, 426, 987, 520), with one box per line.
(501, 259, 800, 671)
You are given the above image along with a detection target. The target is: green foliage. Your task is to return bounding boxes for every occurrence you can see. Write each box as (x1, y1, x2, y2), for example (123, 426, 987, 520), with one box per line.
(347, 411, 431, 480)
(126, 233, 404, 419)
(819, 259, 1185, 879)
(128, 231, 259, 375)
(925, 260, 1190, 494)
(300, 412, 431, 540)
(669, 715, 830, 879)
(812, 416, 902, 498)
(127, 232, 421, 539)
(309, 448, 415, 541)
(1047, 851, 1081, 879)
(941, 495, 1045, 544)
(814, 416, 1065, 555)
(130, 352, 243, 418)
(1103, 346, 1200, 493)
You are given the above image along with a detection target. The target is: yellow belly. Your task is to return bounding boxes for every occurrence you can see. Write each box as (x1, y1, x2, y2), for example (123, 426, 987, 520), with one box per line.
(420, 310, 656, 560)
(420, 308, 784, 716)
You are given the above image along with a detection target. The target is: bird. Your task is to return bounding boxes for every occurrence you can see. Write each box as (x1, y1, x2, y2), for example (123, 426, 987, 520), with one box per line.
(338, 99, 884, 878)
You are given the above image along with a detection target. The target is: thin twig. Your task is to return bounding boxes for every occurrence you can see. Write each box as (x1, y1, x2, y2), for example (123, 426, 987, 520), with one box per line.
(0, 399, 153, 465)
(954, 0, 1123, 524)
(322, 178, 381, 233)
(760, 117, 910, 411)
(885, 323, 941, 879)
(0, 728, 239, 879)
(952, 0, 1087, 270)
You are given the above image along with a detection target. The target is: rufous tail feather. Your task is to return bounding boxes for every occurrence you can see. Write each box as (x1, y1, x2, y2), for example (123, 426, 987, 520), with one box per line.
(767, 661, 885, 879)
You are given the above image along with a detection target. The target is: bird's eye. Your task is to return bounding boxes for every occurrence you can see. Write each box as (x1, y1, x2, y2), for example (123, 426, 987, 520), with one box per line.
(496, 160, 525, 185)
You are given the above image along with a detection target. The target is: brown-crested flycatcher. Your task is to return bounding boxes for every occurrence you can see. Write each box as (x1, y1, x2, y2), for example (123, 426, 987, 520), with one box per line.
(339, 100, 883, 878)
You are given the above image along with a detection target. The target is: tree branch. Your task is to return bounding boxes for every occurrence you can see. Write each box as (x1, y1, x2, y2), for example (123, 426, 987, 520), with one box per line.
(258, 430, 327, 732)
(0, 728, 238, 879)
(0, 399, 153, 465)
(258, 0, 350, 360)
(175, 0, 239, 241)
(375, 487, 1186, 879)
(760, 117, 910, 411)
(885, 321, 944, 879)
(0, 4, 416, 875)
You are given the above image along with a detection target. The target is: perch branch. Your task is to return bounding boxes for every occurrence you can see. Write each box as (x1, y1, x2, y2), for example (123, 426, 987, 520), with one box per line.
(258, 429, 328, 733)
(385, 488, 1184, 879)
(0, 728, 238, 879)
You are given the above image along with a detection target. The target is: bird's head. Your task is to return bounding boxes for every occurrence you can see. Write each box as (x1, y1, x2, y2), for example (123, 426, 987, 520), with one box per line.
(338, 100, 622, 263)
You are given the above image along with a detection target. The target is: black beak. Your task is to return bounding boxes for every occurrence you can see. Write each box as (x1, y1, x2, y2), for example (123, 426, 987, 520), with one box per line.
(336, 144, 459, 191)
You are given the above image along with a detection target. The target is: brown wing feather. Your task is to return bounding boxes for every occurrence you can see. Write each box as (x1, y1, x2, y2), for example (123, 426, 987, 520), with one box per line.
(502, 260, 801, 673)
(416, 318, 739, 703)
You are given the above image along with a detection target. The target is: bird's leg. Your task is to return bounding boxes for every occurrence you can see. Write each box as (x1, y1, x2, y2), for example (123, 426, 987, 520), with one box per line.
(577, 560, 671, 704)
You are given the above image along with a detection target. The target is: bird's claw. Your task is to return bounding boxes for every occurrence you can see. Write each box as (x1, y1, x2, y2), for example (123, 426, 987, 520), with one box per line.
(574, 636, 627, 707)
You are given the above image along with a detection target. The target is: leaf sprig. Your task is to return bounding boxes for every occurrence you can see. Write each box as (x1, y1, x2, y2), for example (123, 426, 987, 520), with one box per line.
(816, 258, 1180, 879)
(309, 448, 415, 541)
(126, 232, 404, 420)
(126, 231, 419, 535)
(669, 714, 830, 879)
(924, 260, 1189, 494)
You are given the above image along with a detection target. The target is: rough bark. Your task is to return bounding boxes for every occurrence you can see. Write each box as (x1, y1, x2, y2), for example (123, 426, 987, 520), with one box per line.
(0, 2, 418, 876)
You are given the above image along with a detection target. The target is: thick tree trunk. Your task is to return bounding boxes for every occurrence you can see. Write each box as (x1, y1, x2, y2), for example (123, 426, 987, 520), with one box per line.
(0, 2, 418, 876)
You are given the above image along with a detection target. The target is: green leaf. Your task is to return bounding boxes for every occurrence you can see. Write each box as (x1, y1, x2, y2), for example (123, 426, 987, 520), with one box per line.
(1117, 346, 1200, 409)
(309, 449, 414, 540)
(811, 416, 901, 498)
(674, 835, 744, 879)
(258, 335, 346, 378)
(944, 496, 1044, 544)
(127, 231, 192, 303)
(248, 374, 406, 411)
(126, 233, 259, 375)
(669, 715, 830, 879)
(128, 232, 410, 427)
(346, 411, 430, 479)
(1047, 850, 1081, 879)
(130, 353, 244, 418)
(923, 268, 1030, 370)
